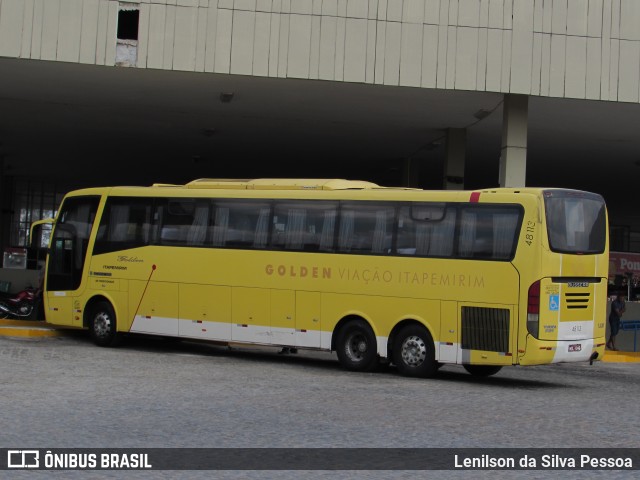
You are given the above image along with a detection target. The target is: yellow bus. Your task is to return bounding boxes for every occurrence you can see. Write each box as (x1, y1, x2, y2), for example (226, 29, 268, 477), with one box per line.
(43, 178, 608, 377)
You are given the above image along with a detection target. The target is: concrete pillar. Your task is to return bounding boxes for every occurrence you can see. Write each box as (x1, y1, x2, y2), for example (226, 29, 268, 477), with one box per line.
(443, 128, 466, 190)
(499, 94, 528, 187)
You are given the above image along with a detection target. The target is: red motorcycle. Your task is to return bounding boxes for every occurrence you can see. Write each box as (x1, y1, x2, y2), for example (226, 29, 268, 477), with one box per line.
(0, 287, 42, 319)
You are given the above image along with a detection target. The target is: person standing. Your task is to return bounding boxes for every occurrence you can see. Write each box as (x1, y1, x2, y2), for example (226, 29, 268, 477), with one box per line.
(607, 293, 626, 351)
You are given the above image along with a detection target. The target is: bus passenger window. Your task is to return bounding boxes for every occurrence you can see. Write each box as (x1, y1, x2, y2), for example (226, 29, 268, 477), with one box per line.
(457, 206, 521, 260)
(338, 204, 394, 255)
(213, 201, 271, 249)
(271, 201, 338, 252)
(186, 203, 210, 246)
(93, 198, 155, 255)
(159, 199, 203, 246)
(212, 206, 229, 247)
(397, 204, 455, 257)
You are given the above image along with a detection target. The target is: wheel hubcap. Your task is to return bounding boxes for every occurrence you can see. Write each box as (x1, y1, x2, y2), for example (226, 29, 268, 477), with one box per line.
(401, 335, 426, 367)
(94, 312, 111, 338)
(345, 333, 368, 362)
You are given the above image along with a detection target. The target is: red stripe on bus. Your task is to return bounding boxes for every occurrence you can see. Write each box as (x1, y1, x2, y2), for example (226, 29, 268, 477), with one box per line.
(470, 192, 481, 203)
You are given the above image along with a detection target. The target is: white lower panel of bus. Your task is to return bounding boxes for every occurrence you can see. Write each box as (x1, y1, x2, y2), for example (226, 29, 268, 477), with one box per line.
(131, 315, 179, 336)
(552, 339, 595, 363)
(131, 315, 331, 350)
(376, 336, 389, 357)
(129, 317, 598, 364)
(180, 318, 232, 341)
(231, 323, 276, 344)
(438, 342, 458, 363)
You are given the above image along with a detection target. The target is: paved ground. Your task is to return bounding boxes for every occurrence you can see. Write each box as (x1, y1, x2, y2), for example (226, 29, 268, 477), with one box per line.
(1, 332, 638, 479)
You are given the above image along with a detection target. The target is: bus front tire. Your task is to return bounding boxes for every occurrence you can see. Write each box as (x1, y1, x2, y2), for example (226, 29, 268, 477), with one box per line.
(463, 365, 502, 377)
(392, 324, 439, 378)
(336, 319, 379, 372)
(89, 301, 120, 347)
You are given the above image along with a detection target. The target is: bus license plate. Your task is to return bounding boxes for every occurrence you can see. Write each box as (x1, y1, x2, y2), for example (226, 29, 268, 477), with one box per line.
(568, 344, 582, 352)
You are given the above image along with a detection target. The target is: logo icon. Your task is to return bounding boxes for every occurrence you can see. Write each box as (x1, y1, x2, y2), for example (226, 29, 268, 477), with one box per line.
(7, 450, 40, 469)
(549, 295, 559, 311)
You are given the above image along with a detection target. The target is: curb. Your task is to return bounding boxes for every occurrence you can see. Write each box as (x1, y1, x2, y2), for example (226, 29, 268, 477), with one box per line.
(601, 351, 640, 363)
(0, 319, 62, 338)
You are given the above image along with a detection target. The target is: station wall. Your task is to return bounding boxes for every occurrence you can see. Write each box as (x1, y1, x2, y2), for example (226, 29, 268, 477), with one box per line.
(1, 0, 640, 103)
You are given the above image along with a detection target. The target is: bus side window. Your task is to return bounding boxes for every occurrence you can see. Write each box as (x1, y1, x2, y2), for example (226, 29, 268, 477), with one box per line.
(338, 203, 394, 255)
(397, 204, 454, 257)
(458, 206, 521, 260)
(271, 205, 306, 250)
(93, 198, 155, 255)
(212, 206, 230, 247)
(159, 199, 197, 246)
(214, 201, 271, 249)
(271, 201, 338, 252)
(492, 211, 520, 259)
(396, 207, 418, 255)
(253, 207, 270, 248)
(186, 202, 210, 246)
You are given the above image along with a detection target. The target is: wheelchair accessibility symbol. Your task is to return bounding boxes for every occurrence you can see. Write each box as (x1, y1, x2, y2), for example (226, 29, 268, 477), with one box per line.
(549, 295, 559, 311)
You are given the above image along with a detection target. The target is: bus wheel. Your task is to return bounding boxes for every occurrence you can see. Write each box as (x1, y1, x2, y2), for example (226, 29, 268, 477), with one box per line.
(463, 365, 502, 377)
(336, 320, 379, 372)
(89, 301, 120, 347)
(393, 324, 438, 378)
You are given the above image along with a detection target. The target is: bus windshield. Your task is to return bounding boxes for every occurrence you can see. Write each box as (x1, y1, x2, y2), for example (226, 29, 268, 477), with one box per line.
(544, 190, 606, 254)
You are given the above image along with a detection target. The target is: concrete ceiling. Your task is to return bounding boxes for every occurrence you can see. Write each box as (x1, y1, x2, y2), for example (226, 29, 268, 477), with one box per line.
(1, 57, 640, 223)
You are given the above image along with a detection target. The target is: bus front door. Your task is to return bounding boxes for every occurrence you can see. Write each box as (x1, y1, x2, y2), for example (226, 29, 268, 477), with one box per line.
(45, 196, 100, 327)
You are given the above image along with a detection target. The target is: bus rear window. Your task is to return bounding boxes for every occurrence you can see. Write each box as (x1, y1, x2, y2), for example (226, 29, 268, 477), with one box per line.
(544, 191, 606, 254)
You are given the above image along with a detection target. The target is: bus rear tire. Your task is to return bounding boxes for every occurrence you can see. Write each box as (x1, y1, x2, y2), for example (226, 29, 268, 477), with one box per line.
(463, 365, 502, 377)
(89, 301, 120, 347)
(335, 319, 379, 372)
(393, 324, 438, 378)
